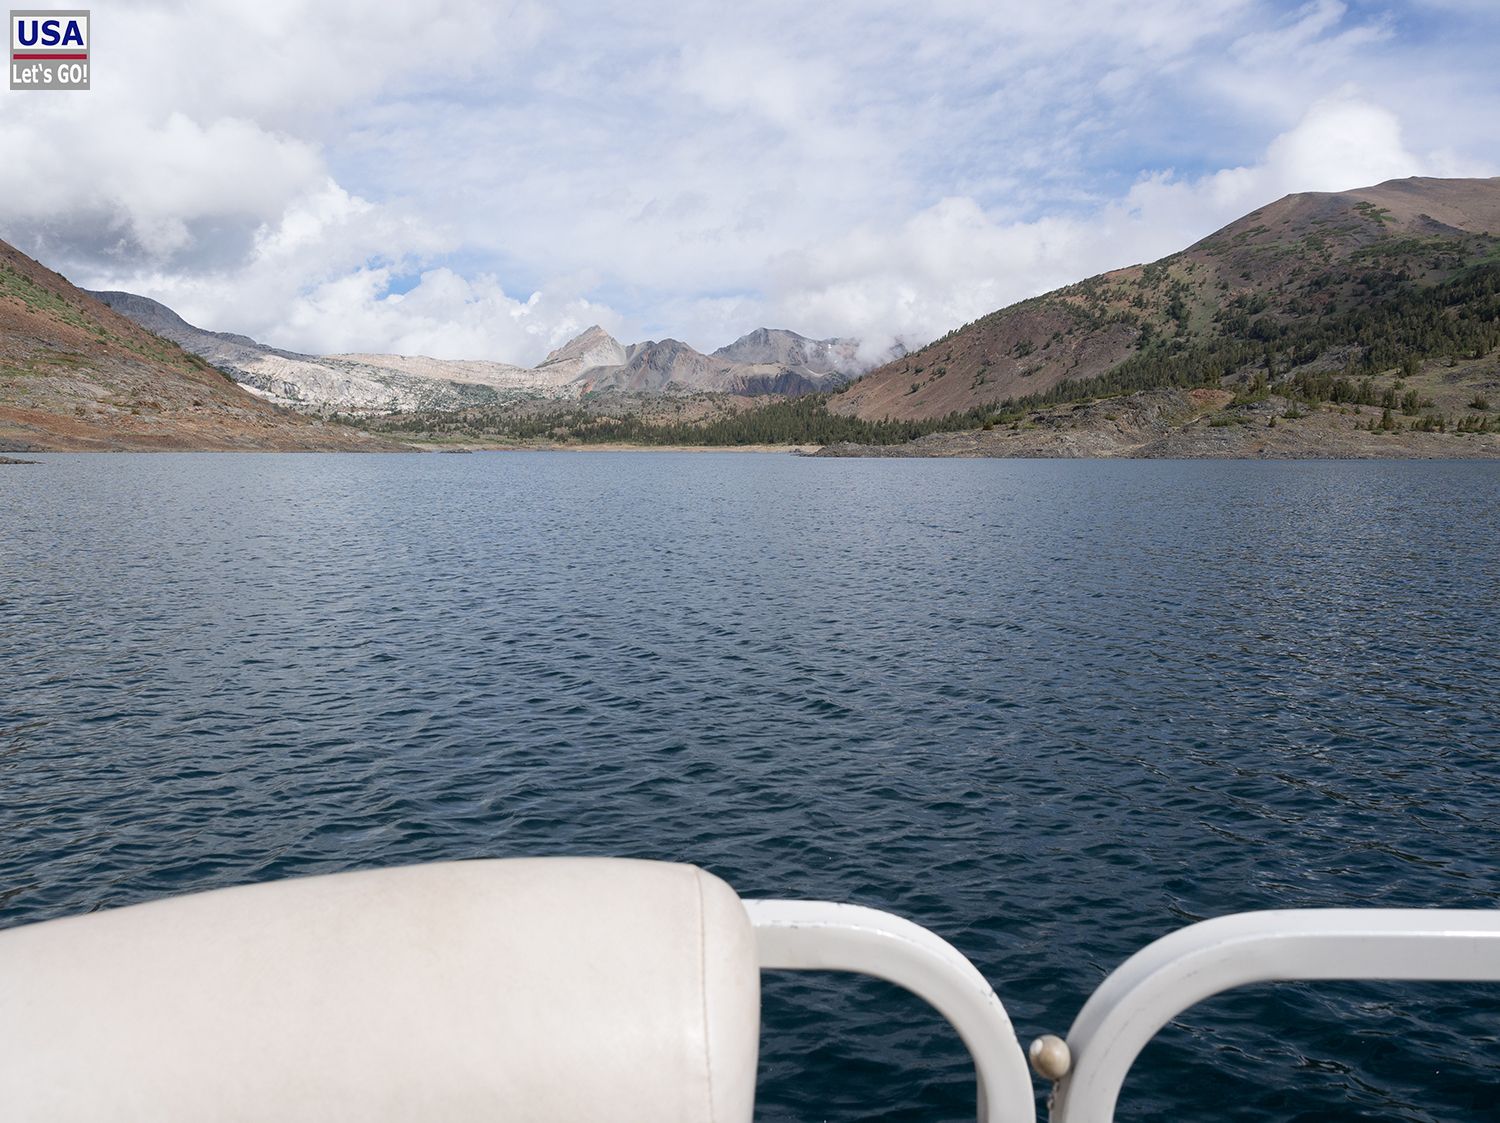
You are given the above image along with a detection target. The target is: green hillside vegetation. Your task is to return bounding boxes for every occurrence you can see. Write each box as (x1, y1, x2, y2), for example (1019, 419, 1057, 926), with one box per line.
(358, 393, 982, 447)
(825, 178, 1500, 432)
(986, 251, 1500, 412)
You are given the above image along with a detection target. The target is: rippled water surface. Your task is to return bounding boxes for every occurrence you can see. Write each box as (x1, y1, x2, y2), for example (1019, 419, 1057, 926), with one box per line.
(3, 452, 1500, 1120)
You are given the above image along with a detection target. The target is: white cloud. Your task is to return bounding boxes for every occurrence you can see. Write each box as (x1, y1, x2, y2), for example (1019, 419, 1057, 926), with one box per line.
(0, 108, 326, 261)
(1, 0, 1496, 364)
(92, 181, 617, 363)
(279, 268, 622, 362)
(757, 94, 1493, 356)
(101, 1, 545, 124)
(1259, 96, 1415, 189)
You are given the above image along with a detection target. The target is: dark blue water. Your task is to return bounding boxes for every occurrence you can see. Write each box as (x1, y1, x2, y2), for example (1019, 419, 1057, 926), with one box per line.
(3, 452, 1499, 1120)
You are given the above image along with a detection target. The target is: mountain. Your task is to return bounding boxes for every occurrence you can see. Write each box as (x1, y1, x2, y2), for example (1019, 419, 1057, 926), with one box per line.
(89, 291, 573, 414)
(534, 324, 630, 379)
(573, 333, 853, 396)
(831, 176, 1500, 421)
(91, 297, 865, 411)
(581, 338, 727, 393)
(563, 327, 857, 396)
(0, 241, 388, 451)
(711, 327, 861, 374)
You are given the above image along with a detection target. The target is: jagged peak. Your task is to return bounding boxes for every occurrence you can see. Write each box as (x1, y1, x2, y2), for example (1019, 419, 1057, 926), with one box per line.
(537, 324, 627, 372)
(712, 326, 863, 374)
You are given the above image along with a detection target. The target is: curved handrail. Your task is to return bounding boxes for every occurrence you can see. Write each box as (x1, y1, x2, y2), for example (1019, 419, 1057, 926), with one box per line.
(744, 899, 1035, 1123)
(1048, 908, 1500, 1122)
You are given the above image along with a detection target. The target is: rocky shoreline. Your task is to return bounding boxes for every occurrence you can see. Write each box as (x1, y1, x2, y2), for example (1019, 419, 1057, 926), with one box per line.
(808, 388, 1500, 459)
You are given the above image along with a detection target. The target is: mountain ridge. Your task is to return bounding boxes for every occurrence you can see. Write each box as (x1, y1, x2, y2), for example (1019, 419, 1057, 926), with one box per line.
(831, 175, 1500, 421)
(88, 290, 568, 414)
(0, 243, 390, 451)
(91, 295, 864, 413)
(711, 326, 862, 374)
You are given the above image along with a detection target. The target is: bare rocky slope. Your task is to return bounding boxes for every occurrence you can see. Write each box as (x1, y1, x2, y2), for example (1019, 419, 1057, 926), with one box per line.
(0, 242, 392, 452)
(93, 291, 862, 413)
(831, 176, 1500, 423)
(532, 325, 629, 380)
(710, 327, 862, 373)
(575, 335, 853, 396)
(89, 290, 567, 414)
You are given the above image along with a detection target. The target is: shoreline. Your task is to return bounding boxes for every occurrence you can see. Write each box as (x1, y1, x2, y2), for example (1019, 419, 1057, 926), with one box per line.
(405, 440, 822, 454)
(0, 441, 821, 456)
(7, 439, 1500, 459)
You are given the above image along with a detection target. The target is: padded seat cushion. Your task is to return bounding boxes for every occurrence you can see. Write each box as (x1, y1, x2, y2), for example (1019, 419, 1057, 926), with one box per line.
(0, 858, 760, 1122)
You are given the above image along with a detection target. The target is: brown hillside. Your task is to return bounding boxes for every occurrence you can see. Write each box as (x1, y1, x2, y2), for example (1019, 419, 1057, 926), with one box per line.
(832, 176, 1500, 421)
(0, 240, 394, 451)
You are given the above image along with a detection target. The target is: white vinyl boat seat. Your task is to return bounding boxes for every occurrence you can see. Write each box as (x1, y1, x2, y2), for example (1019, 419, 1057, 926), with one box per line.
(0, 859, 761, 1122)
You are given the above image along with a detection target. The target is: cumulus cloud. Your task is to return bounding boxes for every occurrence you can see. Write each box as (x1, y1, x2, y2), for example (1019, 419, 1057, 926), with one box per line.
(0, 109, 326, 265)
(0, 0, 581, 360)
(758, 94, 1490, 356)
(280, 268, 622, 362)
(0, 0, 1496, 363)
(95, 181, 617, 362)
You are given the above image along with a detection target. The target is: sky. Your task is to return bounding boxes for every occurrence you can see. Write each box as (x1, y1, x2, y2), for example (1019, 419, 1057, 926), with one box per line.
(2, 0, 1498, 366)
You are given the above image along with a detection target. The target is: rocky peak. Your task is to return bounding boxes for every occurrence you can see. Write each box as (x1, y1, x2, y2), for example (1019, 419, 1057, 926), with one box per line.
(713, 327, 862, 374)
(624, 338, 696, 367)
(537, 325, 627, 374)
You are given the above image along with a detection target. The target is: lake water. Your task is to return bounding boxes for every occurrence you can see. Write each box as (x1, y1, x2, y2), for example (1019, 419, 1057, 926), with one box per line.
(3, 452, 1499, 1121)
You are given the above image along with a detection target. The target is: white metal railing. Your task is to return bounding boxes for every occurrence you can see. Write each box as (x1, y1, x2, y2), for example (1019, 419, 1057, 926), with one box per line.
(745, 899, 1036, 1123)
(1046, 909, 1500, 1122)
(747, 905, 1500, 1123)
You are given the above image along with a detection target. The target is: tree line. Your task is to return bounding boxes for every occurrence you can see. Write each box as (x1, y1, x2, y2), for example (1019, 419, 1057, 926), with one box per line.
(360, 394, 988, 447)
